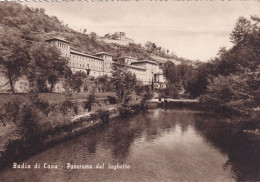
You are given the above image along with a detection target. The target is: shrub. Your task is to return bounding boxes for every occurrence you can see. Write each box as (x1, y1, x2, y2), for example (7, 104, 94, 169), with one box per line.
(200, 70, 259, 116)
(60, 99, 74, 115)
(96, 110, 110, 123)
(73, 105, 79, 115)
(107, 95, 117, 104)
(18, 105, 41, 144)
(34, 98, 51, 116)
(118, 104, 134, 117)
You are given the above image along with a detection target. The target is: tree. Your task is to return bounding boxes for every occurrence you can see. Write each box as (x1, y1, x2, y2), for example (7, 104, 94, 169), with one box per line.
(28, 42, 70, 92)
(163, 61, 178, 84)
(89, 32, 97, 40)
(110, 63, 138, 103)
(230, 17, 254, 45)
(200, 68, 260, 115)
(84, 88, 100, 112)
(97, 75, 111, 92)
(198, 16, 260, 116)
(162, 61, 182, 98)
(0, 30, 30, 93)
(66, 71, 87, 92)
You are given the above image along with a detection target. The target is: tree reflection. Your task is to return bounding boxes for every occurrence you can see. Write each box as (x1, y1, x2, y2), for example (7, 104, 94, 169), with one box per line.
(193, 113, 260, 181)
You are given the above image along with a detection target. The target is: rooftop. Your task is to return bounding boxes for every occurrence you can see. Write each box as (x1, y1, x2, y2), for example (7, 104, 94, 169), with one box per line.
(114, 56, 137, 60)
(70, 50, 103, 60)
(46, 37, 71, 44)
(131, 60, 158, 65)
(112, 62, 145, 70)
(94, 52, 113, 56)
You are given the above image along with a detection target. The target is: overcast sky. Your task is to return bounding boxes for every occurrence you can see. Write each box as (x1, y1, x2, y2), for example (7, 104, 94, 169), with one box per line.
(21, 1, 260, 62)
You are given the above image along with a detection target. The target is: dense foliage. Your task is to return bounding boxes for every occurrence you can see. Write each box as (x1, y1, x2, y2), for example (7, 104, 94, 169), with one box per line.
(110, 63, 139, 103)
(0, 31, 31, 93)
(162, 61, 194, 98)
(187, 16, 260, 118)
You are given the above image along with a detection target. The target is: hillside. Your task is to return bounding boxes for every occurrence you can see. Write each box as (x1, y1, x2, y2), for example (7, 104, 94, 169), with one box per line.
(0, 2, 194, 64)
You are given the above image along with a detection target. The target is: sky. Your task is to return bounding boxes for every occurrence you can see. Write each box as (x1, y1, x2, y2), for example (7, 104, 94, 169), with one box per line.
(21, 1, 260, 62)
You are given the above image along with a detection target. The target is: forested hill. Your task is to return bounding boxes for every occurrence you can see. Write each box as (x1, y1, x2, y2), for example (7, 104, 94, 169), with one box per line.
(0, 2, 193, 64)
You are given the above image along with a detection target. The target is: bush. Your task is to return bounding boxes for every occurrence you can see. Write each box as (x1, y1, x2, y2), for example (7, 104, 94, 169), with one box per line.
(2, 100, 22, 124)
(107, 95, 117, 104)
(200, 70, 259, 116)
(18, 105, 41, 145)
(73, 105, 79, 115)
(34, 98, 51, 116)
(96, 110, 110, 123)
(60, 99, 74, 115)
(118, 104, 134, 117)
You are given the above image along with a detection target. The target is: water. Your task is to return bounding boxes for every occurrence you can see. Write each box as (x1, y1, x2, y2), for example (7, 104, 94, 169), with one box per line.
(0, 109, 259, 182)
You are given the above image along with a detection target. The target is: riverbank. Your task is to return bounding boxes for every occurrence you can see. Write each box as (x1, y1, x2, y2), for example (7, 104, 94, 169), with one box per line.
(148, 98, 260, 140)
(1, 108, 259, 181)
(147, 98, 201, 109)
(0, 93, 144, 170)
(1, 95, 258, 171)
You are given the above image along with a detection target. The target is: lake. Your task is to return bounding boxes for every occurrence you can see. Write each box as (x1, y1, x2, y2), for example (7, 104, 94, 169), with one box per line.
(0, 108, 259, 182)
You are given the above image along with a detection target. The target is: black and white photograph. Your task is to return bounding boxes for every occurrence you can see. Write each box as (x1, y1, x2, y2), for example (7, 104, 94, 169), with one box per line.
(0, 0, 259, 181)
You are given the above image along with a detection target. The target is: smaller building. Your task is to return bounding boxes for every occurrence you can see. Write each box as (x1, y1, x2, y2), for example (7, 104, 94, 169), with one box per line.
(131, 60, 159, 73)
(103, 32, 134, 44)
(114, 56, 138, 65)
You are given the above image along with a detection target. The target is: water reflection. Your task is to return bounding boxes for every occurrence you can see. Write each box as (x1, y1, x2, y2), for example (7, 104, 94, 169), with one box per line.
(0, 109, 259, 182)
(193, 113, 260, 181)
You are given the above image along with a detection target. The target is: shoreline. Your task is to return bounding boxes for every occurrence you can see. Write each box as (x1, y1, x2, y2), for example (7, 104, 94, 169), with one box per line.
(0, 101, 142, 171)
(0, 99, 258, 171)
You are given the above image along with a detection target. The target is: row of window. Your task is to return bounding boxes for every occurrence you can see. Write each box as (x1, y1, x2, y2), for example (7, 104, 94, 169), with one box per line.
(57, 41, 69, 49)
(70, 54, 103, 64)
(69, 62, 103, 71)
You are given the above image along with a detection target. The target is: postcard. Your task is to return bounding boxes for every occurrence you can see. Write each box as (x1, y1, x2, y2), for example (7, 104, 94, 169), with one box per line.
(0, 0, 259, 181)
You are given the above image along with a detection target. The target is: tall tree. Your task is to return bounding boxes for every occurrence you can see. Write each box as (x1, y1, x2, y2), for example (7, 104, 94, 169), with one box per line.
(0, 30, 30, 93)
(28, 42, 69, 92)
(66, 71, 87, 93)
(110, 63, 137, 103)
(230, 17, 254, 45)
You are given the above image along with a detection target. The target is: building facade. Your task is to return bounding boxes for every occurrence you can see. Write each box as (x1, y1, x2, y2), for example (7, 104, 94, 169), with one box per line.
(0, 37, 166, 93)
(46, 37, 166, 89)
(94, 52, 113, 77)
(114, 56, 138, 65)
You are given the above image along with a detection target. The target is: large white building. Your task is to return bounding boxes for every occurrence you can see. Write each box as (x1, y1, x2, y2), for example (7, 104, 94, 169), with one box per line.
(46, 37, 166, 89)
(0, 37, 166, 93)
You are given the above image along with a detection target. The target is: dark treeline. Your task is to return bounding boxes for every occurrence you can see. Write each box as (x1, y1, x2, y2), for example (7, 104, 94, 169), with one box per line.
(194, 16, 259, 117)
(162, 61, 195, 98)
(162, 16, 259, 130)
